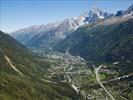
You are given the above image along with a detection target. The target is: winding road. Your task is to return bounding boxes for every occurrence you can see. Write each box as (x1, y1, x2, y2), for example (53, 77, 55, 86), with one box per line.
(4, 55, 23, 75)
(102, 73, 133, 84)
(94, 64, 116, 100)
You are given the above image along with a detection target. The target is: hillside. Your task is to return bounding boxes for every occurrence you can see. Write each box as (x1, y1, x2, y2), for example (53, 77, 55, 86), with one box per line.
(54, 17, 133, 62)
(0, 31, 46, 77)
(0, 31, 82, 100)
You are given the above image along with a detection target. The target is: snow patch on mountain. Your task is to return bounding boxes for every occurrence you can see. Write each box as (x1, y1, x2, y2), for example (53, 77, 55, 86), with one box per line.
(10, 6, 114, 49)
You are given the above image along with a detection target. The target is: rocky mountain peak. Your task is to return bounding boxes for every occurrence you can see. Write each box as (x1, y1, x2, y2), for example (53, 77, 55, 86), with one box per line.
(115, 4, 133, 17)
(125, 4, 133, 14)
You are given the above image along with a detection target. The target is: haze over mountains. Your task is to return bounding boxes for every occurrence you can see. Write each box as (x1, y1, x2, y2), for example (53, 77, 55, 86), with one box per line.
(10, 6, 114, 49)
(1, 3, 133, 100)
(10, 5, 133, 62)
(55, 5, 133, 62)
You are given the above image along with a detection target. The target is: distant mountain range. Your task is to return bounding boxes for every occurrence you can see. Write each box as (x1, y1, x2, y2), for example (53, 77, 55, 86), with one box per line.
(55, 16, 133, 62)
(54, 5, 133, 62)
(10, 6, 114, 49)
(1, 4, 133, 100)
(10, 5, 133, 62)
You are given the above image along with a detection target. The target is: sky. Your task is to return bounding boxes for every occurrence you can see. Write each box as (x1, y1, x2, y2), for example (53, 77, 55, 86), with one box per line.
(0, 0, 132, 33)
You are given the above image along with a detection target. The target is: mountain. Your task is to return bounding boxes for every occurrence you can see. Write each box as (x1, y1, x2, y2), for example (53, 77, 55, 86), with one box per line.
(84, 6, 113, 23)
(115, 10, 125, 17)
(10, 7, 113, 50)
(115, 4, 133, 17)
(54, 13, 133, 62)
(0, 31, 82, 100)
(124, 4, 133, 15)
(0, 31, 44, 77)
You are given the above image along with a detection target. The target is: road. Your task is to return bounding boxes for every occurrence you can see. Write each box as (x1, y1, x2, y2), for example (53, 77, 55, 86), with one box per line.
(4, 55, 23, 75)
(102, 73, 133, 84)
(94, 64, 116, 100)
(41, 79, 57, 84)
(71, 84, 79, 94)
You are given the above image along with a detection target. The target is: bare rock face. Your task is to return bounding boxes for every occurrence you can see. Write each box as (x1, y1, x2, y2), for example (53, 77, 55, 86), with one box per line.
(10, 7, 113, 50)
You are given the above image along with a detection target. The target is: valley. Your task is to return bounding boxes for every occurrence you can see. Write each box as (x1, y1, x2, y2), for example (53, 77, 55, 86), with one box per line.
(0, 2, 133, 100)
(34, 51, 133, 100)
(0, 31, 83, 100)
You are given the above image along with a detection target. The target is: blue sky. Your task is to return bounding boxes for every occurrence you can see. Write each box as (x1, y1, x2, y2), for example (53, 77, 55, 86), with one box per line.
(0, 0, 132, 33)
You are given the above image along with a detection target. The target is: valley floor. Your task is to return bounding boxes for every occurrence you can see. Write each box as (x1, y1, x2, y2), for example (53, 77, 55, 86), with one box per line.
(35, 52, 133, 100)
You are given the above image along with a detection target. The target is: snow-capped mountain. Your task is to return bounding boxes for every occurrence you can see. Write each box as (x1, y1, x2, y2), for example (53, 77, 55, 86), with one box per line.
(54, 5, 133, 61)
(125, 4, 133, 15)
(115, 4, 133, 17)
(84, 6, 113, 23)
(10, 6, 113, 49)
(115, 10, 125, 17)
(70, 7, 114, 26)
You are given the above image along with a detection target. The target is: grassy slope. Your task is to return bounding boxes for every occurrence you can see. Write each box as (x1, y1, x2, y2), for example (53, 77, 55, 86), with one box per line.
(0, 31, 81, 100)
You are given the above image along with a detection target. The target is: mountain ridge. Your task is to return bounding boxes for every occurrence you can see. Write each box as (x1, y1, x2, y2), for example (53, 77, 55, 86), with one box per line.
(54, 16, 133, 62)
(10, 6, 113, 50)
(9, 5, 133, 62)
